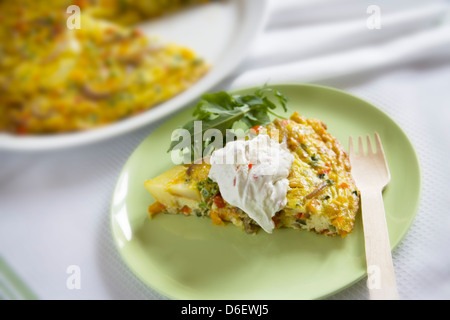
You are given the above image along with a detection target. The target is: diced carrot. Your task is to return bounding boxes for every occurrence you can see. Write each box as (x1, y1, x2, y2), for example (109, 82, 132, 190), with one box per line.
(16, 125, 28, 135)
(148, 201, 166, 218)
(181, 206, 192, 215)
(210, 210, 225, 226)
(251, 125, 263, 133)
(339, 182, 349, 189)
(338, 230, 348, 238)
(133, 29, 143, 37)
(213, 194, 226, 209)
(318, 167, 331, 175)
(333, 216, 344, 226)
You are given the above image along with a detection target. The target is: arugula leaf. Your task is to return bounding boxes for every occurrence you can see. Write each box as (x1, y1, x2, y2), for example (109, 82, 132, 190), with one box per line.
(168, 86, 289, 161)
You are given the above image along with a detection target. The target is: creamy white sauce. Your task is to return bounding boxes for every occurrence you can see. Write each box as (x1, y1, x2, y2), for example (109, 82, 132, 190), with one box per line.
(208, 134, 294, 233)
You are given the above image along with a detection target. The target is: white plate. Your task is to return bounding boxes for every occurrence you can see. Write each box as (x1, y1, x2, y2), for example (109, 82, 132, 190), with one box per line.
(0, 0, 269, 151)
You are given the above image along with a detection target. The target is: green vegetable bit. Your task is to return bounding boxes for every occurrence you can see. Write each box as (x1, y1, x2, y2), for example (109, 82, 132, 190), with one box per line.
(197, 179, 219, 201)
(201, 189, 210, 199)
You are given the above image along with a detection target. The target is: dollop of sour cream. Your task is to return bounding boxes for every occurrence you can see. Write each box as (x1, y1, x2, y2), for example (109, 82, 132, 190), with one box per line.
(208, 134, 294, 233)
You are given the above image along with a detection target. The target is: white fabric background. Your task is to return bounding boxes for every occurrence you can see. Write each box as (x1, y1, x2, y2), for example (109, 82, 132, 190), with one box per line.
(1, 0, 450, 299)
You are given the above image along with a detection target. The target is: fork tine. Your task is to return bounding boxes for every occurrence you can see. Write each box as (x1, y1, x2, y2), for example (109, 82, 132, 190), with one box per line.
(348, 136, 354, 155)
(374, 132, 385, 155)
(374, 131, 391, 182)
(358, 136, 364, 155)
(366, 135, 373, 155)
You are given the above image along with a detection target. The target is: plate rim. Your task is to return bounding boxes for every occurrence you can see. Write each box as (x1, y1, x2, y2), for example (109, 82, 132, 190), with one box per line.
(109, 82, 422, 300)
(0, 0, 270, 152)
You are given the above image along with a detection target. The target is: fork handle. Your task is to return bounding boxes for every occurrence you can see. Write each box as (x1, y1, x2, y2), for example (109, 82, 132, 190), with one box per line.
(360, 190, 399, 300)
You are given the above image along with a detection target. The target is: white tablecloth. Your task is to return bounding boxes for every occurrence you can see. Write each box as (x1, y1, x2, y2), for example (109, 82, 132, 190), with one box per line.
(1, 0, 450, 299)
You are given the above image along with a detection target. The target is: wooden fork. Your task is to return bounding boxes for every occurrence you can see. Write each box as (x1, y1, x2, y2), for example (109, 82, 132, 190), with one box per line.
(349, 132, 398, 300)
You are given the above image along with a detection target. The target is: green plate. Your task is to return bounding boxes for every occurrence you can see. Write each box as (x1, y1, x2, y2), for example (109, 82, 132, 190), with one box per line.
(110, 84, 421, 300)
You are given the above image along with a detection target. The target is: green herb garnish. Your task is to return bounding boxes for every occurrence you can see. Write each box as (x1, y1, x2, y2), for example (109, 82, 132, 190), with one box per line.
(168, 86, 289, 161)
